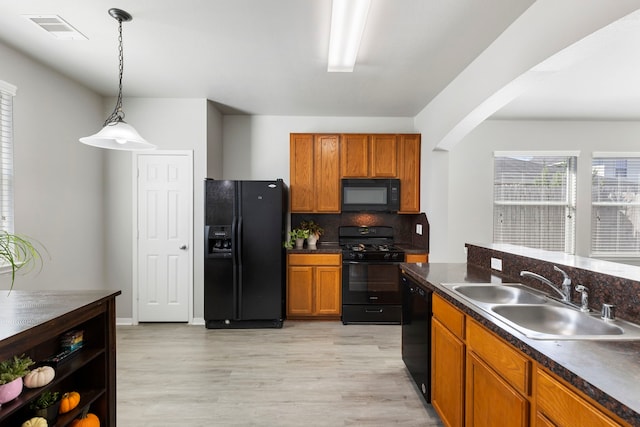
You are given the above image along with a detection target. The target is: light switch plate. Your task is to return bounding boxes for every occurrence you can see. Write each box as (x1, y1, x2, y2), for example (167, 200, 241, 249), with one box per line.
(416, 224, 423, 235)
(491, 257, 503, 271)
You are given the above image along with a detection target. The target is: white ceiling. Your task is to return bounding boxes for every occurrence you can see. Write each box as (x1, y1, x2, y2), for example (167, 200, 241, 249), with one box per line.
(1, 0, 639, 120)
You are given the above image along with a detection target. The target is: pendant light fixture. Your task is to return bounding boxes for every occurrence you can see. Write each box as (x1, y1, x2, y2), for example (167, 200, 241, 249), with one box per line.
(79, 8, 155, 151)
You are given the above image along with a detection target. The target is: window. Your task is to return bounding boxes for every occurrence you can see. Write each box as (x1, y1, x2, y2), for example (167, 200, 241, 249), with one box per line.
(592, 154, 640, 256)
(493, 153, 577, 253)
(0, 81, 15, 233)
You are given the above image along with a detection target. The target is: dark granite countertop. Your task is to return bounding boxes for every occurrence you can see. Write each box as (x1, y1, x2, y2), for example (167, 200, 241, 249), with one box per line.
(400, 262, 640, 426)
(394, 244, 427, 254)
(287, 242, 342, 254)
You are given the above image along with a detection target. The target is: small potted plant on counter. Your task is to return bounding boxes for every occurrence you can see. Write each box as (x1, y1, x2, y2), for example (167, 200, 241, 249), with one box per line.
(0, 354, 34, 405)
(283, 228, 309, 250)
(300, 220, 324, 249)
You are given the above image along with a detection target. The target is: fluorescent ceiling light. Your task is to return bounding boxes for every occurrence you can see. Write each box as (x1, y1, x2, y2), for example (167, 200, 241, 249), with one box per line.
(327, 0, 371, 72)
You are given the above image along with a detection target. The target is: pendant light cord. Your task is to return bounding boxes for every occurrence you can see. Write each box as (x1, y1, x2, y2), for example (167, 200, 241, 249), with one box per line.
(103, 16, 126, 126)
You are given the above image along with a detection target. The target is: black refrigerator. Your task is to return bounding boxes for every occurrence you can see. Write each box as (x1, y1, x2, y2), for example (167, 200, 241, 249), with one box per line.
(204, 179, 287, 329)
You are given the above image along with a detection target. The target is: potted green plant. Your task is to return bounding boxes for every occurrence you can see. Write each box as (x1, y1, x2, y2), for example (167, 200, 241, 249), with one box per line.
(29, 390, 61, 424)
(0, 231, 45, 294)
(0, 354, 34, 404)
(283, 228, 309, 250)
(300, 220, 324, 249)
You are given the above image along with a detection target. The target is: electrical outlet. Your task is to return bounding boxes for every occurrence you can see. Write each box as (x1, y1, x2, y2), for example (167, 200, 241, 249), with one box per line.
(416, 224, 423, 235)
(490, 257, 502, 271)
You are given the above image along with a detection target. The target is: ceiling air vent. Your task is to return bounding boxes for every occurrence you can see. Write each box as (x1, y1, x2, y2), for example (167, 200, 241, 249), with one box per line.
(23, 15, 87, 40)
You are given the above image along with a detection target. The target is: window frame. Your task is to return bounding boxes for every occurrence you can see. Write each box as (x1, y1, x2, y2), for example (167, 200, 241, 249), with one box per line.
(493, 151, 578, 254)
(591, 152, 640, 258)
(0, 80, 16, 235)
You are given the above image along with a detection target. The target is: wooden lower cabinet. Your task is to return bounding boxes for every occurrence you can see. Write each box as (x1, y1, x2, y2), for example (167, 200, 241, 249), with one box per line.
(430, 294, 628, 427)
(432, 317, 465, 427)
(535, 368, 624, 427)
(287, 254, 341, 319)
(466, 351, 528, 427)
(405, 253, 428, 263)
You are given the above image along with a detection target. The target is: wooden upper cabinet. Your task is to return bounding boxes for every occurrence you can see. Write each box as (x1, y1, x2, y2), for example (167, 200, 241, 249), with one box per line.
(290, 134, 340, 213)
(290, 134, 315, 212)
(340, 134, 369, 177)
(314, 135, 341, 212)
(341, 134, 399, 178)
(291, 132, 420, 213)
(369, 134, 398, 177)
(398, 134, 421, 213)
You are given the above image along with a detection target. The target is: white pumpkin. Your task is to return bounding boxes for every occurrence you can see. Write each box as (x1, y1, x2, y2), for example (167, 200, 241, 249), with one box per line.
(23, 366, 55, 388)
(21, 417, 48, 427)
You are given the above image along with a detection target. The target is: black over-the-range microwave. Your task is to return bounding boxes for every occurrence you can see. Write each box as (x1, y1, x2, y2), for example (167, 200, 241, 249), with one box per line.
(341, 178, 400, 212)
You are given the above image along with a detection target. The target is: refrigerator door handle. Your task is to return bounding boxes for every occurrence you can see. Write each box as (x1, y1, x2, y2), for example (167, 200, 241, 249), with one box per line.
(231, 216, 239, 319)
(237, 214, 243, 319)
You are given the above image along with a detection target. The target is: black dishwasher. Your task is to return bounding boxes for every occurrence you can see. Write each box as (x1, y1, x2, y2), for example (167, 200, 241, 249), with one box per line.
(401, 271, 432, 403)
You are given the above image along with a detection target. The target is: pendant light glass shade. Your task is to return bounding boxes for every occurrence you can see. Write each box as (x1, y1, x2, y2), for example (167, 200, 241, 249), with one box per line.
(79, 120, 155, 151)
(79, 8, 156, 151)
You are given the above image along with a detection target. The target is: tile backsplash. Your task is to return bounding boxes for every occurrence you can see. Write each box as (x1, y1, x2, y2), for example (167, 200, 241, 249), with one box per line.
(290, 212, 429, 251)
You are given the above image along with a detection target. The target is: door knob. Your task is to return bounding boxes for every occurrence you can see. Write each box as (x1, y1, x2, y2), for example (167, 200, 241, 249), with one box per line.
(179, 245, 188, 250)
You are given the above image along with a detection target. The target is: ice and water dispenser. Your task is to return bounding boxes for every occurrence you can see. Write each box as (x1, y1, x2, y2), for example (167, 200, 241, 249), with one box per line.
(205, 225, 232, 257)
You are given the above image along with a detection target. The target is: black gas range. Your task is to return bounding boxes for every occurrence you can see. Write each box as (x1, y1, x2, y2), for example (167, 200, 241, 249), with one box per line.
(339, 226, 405, 324)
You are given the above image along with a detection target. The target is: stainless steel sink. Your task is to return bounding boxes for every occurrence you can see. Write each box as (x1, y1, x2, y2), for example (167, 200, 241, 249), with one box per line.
(452, 284, 547, 305)
(490, 304, 625, 338)
(441, 282, 640, 340)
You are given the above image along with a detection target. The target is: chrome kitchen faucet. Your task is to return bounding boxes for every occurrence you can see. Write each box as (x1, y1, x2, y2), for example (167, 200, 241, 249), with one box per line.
(520, 265, 572, 302)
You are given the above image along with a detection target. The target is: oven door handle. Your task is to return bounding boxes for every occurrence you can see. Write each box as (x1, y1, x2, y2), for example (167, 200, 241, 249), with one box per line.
(365, 308, 384, 313)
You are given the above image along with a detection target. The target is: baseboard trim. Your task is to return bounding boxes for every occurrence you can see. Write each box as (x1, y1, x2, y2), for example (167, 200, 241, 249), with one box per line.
(117, 317, 204, 326)
(191, 317, 205, 326)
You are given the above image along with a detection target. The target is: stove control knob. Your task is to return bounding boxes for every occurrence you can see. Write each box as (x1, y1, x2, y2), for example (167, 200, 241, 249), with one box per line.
(358, 253, 364, 260)
(391, 253, 399, 260)
(384, 253, 391, 260)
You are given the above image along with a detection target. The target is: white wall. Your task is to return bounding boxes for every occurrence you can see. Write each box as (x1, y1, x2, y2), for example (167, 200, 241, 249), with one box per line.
(103, 98, 210, 319)
(0, 41, 106, 291)
(207, 101, 224, 179)
(440, 119, 640, 263)
(222, 115, 416, 180)
(416, 0, 640, 151)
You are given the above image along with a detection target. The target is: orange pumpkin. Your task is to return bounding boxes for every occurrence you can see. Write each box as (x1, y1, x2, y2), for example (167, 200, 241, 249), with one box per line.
(59, 391, 81, 414)
(70, 412, 99, 427)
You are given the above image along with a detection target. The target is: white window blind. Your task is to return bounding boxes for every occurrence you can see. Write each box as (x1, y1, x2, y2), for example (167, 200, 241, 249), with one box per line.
(592, 156, 640, 256)
(0, 81, 15, 233)
(493, 154, 576, 253)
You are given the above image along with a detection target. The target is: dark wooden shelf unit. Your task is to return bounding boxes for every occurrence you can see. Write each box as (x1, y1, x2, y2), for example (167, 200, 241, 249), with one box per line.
(0, 290, 120, 427)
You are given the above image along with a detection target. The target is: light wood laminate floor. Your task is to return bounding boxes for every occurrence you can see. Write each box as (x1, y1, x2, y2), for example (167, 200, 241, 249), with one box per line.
(117, 321, 443, 426)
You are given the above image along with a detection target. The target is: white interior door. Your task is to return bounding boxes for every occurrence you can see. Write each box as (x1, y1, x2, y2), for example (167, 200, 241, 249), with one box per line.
(137, 152, 192, 322)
